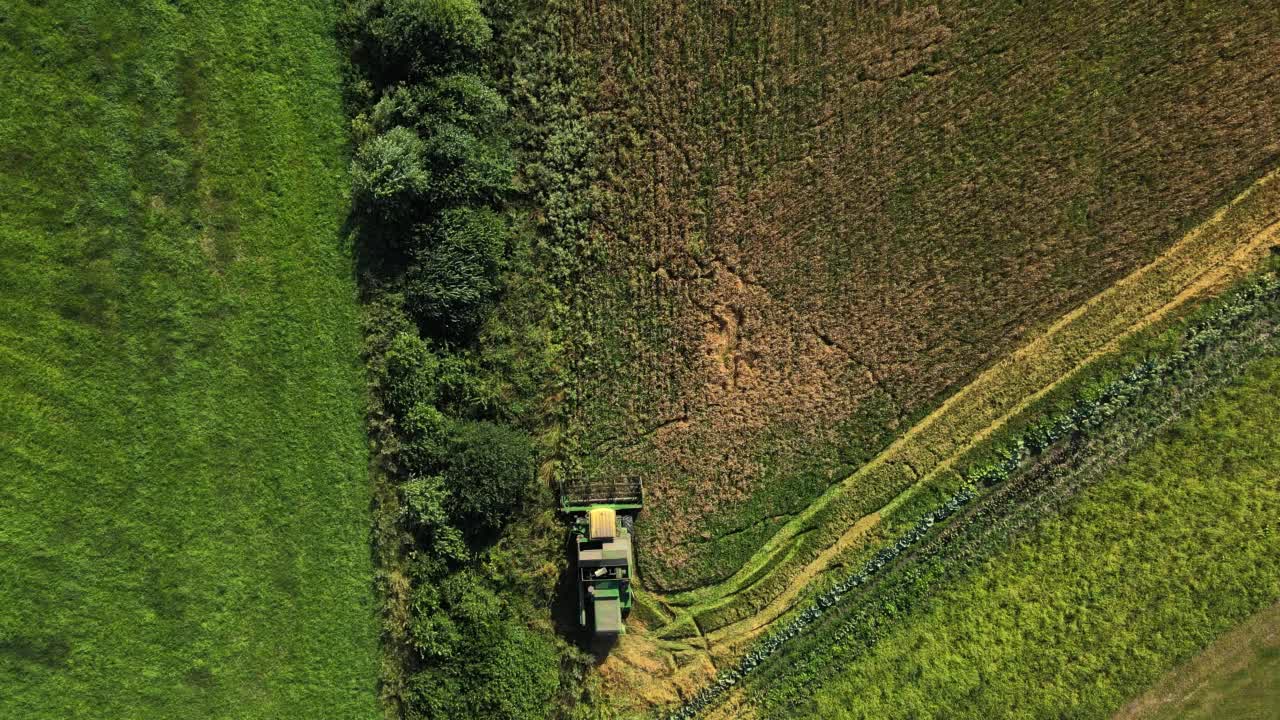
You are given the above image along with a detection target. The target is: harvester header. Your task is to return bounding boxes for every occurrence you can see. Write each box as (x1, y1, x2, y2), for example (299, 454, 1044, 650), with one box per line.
(561, 476, 644, 512)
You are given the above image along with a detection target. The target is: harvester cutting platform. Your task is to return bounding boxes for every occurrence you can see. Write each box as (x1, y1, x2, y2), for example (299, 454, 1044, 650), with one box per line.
(561, 478, 643, 637)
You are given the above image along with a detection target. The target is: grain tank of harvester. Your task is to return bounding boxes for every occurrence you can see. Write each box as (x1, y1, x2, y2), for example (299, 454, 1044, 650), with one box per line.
(561, 478, 643, 637)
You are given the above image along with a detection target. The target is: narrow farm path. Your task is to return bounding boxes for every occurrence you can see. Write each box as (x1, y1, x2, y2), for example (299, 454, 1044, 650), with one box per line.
(1112, 599, 1280, 720)
(639, 167, 1280, 663)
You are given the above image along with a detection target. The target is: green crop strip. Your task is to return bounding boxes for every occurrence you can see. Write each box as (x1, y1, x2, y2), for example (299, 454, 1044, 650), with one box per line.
(1115, 601, 1280, 720)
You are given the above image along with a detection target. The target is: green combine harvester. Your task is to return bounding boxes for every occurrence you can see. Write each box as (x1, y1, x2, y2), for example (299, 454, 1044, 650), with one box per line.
(562, 478, 643, 637)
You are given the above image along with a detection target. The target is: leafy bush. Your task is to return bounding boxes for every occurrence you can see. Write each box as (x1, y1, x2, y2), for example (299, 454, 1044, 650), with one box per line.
(363, 0, 492, 76)
(400, 402, 452, 475)
(405, 570, 558, 720)
(406, 207, 507, 335)
(382, 330, 441, 417)
(351, 125, 431, 224)
(372, 74, 507, 135)
(442, 419, 535, 535)
(401, 474, 468, 565)
(422, 123, 513, 204)
(407, 566, 494, 661)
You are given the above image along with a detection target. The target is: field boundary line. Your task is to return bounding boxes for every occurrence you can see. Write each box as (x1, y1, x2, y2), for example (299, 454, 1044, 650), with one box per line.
(701, 215, 1280, 650)
(1112, 599, 1280, 720)
(652, 167, 1280, 620)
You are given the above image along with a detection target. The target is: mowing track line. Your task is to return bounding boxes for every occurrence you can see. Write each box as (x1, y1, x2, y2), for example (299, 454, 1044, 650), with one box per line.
(647, 168, 1280, 654)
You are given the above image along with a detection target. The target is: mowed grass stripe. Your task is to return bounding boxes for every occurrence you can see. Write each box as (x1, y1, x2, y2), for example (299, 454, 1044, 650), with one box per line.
(655, 167, 1280, 626)
(0, 2, 377, 718)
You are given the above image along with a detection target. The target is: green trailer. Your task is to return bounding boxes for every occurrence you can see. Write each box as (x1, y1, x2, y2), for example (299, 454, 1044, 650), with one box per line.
(563, 478, 643, 637)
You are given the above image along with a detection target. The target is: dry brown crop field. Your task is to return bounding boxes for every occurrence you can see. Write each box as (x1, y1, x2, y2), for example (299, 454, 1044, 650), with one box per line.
(595, 175, 1280, 711)
(554, 0, 1280, 592)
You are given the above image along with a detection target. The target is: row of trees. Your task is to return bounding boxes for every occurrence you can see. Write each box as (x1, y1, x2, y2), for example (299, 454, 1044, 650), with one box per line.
(350, 0, 513, 337)
(342, 1, 559, 718)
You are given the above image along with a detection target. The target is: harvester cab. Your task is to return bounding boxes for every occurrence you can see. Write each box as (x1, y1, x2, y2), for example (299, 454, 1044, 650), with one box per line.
(561, 478, 643, 637)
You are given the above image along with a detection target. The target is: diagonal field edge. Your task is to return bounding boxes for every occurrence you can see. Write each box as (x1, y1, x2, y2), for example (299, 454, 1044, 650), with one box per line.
(702, 216, 1280, 651)
(650, 167, 1280, 627)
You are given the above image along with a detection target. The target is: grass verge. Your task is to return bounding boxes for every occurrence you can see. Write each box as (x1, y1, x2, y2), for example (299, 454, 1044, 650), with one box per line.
(0, 2, 378, 717)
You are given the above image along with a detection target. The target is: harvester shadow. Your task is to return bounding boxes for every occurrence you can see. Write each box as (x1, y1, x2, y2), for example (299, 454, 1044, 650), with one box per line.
(552, 527, 622, 661)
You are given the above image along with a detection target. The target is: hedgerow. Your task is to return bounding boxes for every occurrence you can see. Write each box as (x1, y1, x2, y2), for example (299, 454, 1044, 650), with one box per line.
(341, 0, 571, 717)
(662, 270, 1280, 720)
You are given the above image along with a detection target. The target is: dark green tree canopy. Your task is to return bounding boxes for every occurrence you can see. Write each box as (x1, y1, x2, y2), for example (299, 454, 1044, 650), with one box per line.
(399, 402, 452, 476)
(441, 419, 534, 536)
(405, 207, 507, 336)
(362, 0, 492, 77)
(372, 74, 507, 135)
(381, 330, 441, 417)
(401, 475, 468, 565)
(422, 123, 513, 204)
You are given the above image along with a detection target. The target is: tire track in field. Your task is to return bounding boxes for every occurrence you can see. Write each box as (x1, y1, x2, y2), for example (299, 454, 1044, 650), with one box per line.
(703, 215, 1280, 653)
(646, 168, 1280, 653)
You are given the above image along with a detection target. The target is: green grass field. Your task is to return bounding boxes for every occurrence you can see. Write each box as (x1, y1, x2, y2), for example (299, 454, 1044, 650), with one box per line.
(0, 2, 379, 717)
(790, 354, 1280, 719)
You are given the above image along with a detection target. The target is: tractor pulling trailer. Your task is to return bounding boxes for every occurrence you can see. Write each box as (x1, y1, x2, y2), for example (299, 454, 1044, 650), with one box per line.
(561, 478, 643, 637)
